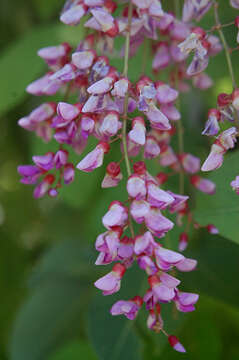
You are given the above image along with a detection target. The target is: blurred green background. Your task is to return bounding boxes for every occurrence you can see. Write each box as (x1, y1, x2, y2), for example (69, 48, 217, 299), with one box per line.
(1, 0, 239, 359)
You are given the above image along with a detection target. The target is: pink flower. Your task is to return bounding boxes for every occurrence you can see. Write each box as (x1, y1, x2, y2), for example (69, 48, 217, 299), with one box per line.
(94, 263, 126, 295)
(134, 231, 156, 256)
(178, 232, 188, 252)
(102, 201, 128, 229)
(72, 50, 96, 69)
(60, 1, 87, 25)
(144, 136, 160, 159)
(137, 255, 158, 275)
(148, 274, 178, 303)
(34, 174, 55, 199)
(175, 291, 199, 312)
(127, 174, 147, 200)
(130, 200, 150, 224)
(231, 176, 239, 194)
(63, 163, 75, 184)
(147, 182, 174, 209)
(145, 207, 174, 237)
(190, 175, 216, 195)
(99, 111, 121, 137)
(129, 117, 146, 146)
(101, 162, 122, 188)
(77, 142, 110, 172)
(155, 247, 184, 270)
(202, 109, 220, 136)
(175, 258, 197, 272)
(168, 335, 186, 353)
(110, 296, 143, 320)
(179, 153, 201, 174)
(32, 152, 54, 171)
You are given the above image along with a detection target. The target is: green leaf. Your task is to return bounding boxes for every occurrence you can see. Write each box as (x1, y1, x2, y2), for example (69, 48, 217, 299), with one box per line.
(0, 23, 83, 116)
(181, 230, 239, 308)
(194, 151, 239, 244)
(88, 265, 144, 360)
(48, 341, 98, 360)
(9, 239, 93, 360)
(29, 239, 96, 288)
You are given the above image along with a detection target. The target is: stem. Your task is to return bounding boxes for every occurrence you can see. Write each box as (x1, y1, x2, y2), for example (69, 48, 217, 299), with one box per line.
(122, 1, 133, 178)
(213, 1, 236, 89)
(173, 0, 184, 194)
(122, 1, 135, 238)
(213, 1, 239, 128)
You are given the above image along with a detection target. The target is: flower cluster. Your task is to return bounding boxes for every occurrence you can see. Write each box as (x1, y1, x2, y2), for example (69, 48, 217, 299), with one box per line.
(17, 0, 239, 354)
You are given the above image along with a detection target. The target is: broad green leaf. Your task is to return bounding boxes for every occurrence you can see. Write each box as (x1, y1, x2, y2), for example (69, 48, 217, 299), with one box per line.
(181, 230, 239, 308)
(9, 279, 87, 360)
(29, 239, 96, 288)
(88, 265, 144, 360)
(9, 239, 94, 360)
(194, 152, 239, 244)
(48, 341, 97, 360)
(0, 24, 82, 116)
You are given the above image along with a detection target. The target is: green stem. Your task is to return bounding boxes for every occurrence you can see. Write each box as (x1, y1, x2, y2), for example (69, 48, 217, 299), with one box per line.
(122, 1, 135, 238)
(122, 0, 133, 178)
(213, 0, 239, 129)
(213, 1, 236, 89)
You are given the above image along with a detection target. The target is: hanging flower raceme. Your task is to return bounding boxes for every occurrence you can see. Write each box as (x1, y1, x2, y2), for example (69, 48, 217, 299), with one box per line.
(18, 0, 239, 353)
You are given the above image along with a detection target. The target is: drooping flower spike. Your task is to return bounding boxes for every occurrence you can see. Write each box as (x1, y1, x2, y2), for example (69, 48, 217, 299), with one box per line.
(18, 0, 239, 353)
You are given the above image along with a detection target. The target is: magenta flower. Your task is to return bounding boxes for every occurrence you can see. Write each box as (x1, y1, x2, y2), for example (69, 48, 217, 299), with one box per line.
(94, 263, 126, 295)
(190, 175, 216, 195)
(127, 174, 147, 200)
(145, 207, 174, 238)
(175, 291, 199, 312)
(168, 335, 186, 353)
(77, 142, 110, 172)
(129, 117, 146, 146)
(102, 201, 128, 230)
(155, 247, 184, 271)
(110, 295, 143, 320)
(147, 182, 174, 209)
(102, 162, 122, 188)
(230, 176, 239, 194)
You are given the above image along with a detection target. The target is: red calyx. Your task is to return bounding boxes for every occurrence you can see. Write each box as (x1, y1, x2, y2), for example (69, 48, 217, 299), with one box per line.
(208, 108, 221, 120)
(201, 39, 211, 51)
(99, 141, 110, 153)
(104, 0, 117, 13)
(192, 27, 206, 39)
(179, 232, 188, 243)
(112, 263, 126, 277)
(44, 174, 55, 185)
(133, 161, 146, 175)
(235, 16, 239, 28)
(132, 295, 143, 307)
(106, 162, 121, 177)
(217, 93, 232, 107)
(110, 226, 123, 237)
(123, 6, 138, 18)
(155, 303, 161, 314)
(132, 116, 145, 127)
(168, 335, 179, 347)
(106, 20, 119, 38)
(148, 274, 159, 288)
(190, 175, 200, 186)
(156, 172, 168, 185)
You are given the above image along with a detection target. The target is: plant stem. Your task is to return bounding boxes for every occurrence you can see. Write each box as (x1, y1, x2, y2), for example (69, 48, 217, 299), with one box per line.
(122, 1, 135, 238)
(213, 1, 236, 89)
(122, 0, 133, 178)
(213, 0, 239, 129)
